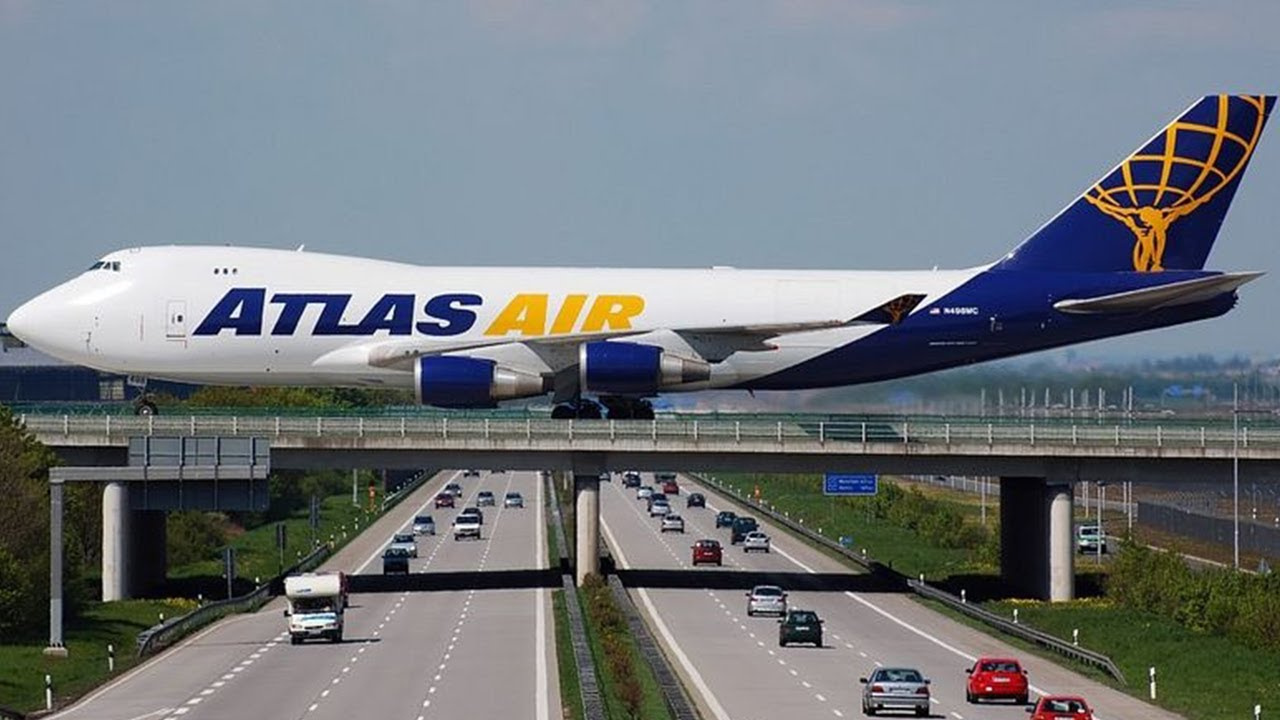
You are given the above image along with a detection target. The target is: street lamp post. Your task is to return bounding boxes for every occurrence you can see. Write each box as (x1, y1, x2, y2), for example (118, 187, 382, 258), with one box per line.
(1234, 383, 1240, 570)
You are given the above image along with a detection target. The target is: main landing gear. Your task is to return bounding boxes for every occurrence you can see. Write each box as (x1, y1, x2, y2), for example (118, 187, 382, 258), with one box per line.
(551, 397, 654, 420)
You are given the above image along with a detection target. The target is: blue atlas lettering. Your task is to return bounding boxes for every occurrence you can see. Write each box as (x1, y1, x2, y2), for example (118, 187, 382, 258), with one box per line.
(417, 294, 481, 336)
(193, 288, 265, 336)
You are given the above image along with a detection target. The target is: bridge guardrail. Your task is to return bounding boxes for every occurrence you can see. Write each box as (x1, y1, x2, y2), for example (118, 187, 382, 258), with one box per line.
(135, 543, 330, 657)
(19, 413, 1280, 452)
(693, 474, 1128, 686)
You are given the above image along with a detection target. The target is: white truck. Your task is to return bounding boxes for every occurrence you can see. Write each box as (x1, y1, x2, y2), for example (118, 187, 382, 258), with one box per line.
(284, 572, 346, 644)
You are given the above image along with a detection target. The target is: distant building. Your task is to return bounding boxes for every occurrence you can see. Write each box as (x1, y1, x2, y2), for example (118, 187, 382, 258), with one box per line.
(0, 324, 196, 404)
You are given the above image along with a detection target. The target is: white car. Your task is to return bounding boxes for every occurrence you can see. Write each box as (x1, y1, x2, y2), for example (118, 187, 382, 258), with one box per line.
(746, 585, 788, 617)
(649, 499, 671, 517)
(636, 485, 654, 500)
(660, 514, 685, 533)
(453, 513, 482, 541)
(504, 492, 524, 508)
(411, 515, 435, 536)
(742, 531, 771, 553)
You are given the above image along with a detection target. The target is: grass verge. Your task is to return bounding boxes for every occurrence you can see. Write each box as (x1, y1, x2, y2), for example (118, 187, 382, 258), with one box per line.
(579, 577, 671, 720)
(979, 599, 1279, 720)
(553, 590, 585, 720)
(0, 598, 193, 713)
(708, 473, 982, 579)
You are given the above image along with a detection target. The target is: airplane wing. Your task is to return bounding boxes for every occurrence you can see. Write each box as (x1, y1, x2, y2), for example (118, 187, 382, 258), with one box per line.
(335, 292, 931, 372)
(1052, 272, 1263, 315)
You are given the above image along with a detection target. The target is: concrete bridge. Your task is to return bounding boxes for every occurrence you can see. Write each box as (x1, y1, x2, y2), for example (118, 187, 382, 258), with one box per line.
(22, 412, 1280, 604)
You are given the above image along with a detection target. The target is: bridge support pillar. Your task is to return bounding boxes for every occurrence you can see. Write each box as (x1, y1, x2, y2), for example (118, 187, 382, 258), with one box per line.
(1000, 478, 1074, 601)
(574, 474, 600, 585)
(102, 484, 167, 601)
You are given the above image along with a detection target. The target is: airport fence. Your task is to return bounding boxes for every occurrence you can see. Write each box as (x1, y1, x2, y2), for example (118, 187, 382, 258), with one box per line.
(1139, 501, 1280, 561)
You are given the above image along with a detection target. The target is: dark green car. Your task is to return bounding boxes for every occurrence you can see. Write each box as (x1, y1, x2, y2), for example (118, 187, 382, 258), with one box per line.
(778, 609, 823, 647)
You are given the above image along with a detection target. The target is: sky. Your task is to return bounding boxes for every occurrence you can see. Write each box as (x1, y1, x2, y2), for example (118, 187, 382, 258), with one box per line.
(3, 1, 1280, 360)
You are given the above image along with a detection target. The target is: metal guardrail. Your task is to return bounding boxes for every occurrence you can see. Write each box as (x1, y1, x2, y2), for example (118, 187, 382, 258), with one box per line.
(694, 475, 1129, 686)
(136, 543, 330, 657)
(907, 580, 1127, 684)
(606, 574, 701, 720)
(544, 474, 606, 720)
(19, 413, 1280, 454)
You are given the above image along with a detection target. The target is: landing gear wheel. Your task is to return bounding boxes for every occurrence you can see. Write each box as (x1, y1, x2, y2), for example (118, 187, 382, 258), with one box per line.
(553, 399, 603, 419)
(133, 399, 158, 416)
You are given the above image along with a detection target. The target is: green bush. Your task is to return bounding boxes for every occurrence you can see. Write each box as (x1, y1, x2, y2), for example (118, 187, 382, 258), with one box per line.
(166, 512, 230, 567)
(1106, 541, 1280, 652)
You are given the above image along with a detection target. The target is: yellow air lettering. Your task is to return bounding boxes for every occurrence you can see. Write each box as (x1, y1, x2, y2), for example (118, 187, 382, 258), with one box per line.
(581, 295, 645, 332)
(550, 294, 588, 335)
(485, 294, 548, 336)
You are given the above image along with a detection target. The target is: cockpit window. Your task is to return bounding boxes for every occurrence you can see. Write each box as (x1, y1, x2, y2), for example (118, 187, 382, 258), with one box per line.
(87, 261, 121, 272)
(88, 261, 105, 271)
(110, 261, 121, 271)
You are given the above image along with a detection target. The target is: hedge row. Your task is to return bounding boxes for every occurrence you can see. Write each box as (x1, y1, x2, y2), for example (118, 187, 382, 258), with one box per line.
(581, 574, 645, 719)
(1107, 542, 1280, 652)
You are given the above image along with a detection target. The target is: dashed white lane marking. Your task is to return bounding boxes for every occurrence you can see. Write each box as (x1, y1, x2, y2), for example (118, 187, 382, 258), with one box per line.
(833, 710, 844, 717)
(816, 693, 826, 702)
(950, 713, 964, 719)
(801, 680, 812, 688)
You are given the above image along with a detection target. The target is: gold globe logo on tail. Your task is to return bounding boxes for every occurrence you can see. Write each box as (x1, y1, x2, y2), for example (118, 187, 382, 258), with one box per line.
(1084, 95, 1268, 272)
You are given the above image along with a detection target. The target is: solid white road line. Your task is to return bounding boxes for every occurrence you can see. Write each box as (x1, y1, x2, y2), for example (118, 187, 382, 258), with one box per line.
(600, 515, 732, 720)
(536, 471, 551, 720)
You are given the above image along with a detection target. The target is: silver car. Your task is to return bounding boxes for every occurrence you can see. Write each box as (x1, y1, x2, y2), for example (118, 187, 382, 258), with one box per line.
(860, 666, 930, 717)
(649, 499, 671, 517)
(477, 490, 496, 507)
(745, 585, 787, 617)
(389, 532, 418, 558)
(660, 514, 685, 533)
(412, 515, 435, 536)
(742, 531, 771, 553)
(504, 492, 524, 508)
(636, 485, 654, 500)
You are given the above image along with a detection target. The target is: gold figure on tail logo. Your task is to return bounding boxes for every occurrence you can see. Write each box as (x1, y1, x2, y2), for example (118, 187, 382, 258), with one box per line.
(1084, 95, 1268, 272)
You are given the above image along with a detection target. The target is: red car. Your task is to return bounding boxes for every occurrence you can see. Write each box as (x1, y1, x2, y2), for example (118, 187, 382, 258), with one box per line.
(434, 493, 455, 508)
(1028, 696, 1092, 720)
(691, 539, 722, 566)
(661, 480, 679, 495)
(965, 656, 1028, 704)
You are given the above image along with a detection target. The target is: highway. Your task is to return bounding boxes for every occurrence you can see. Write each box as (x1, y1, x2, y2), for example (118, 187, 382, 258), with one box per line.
(600, 473, 1181, 720)
(51, 470, 559, 720)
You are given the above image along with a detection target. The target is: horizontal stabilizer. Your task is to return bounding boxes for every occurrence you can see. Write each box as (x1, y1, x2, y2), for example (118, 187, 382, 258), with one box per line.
(1053, 272, 1263, 315)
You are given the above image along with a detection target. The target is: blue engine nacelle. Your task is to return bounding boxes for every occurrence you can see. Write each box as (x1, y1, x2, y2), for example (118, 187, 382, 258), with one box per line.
(578, 341, 711, 395)
(415, 356, 546, 407)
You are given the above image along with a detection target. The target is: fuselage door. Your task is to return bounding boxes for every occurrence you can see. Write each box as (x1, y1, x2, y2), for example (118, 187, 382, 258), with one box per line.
(166, 300, 187, 339)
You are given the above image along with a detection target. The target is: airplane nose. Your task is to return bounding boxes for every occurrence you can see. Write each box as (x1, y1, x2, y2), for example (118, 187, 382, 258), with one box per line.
(5, 299, 38, 345)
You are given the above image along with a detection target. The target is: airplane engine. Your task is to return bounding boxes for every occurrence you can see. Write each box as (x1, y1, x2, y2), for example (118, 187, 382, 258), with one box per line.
(579, 341, 710, 395)
(415, 356, 546, 407)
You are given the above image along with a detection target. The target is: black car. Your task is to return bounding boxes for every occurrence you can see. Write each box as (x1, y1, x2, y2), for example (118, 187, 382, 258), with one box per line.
(622, 472, 642, 488)
(730, 516, 759, 544)
(778, 609, 823, 647)
(686, 492, 706, 508)
(715, 510, 737, 528)
(382, 547, 410, 575)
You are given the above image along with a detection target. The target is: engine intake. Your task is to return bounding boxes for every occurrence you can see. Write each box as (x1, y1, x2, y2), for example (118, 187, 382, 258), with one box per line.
(415, 356, 545, 407)
(579, 341, 710, 395)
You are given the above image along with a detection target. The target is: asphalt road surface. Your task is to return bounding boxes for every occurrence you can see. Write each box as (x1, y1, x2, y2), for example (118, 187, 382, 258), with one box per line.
(600, 473, 1182, 720)
(52, 470, 559, 720)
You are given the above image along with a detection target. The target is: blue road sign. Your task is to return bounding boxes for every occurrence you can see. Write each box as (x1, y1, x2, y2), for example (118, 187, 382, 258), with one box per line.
(823, 473, 878, 496)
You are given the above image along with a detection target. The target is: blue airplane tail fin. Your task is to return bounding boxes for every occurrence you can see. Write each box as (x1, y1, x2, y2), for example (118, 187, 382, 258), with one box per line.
(996, 95, 1275, 273)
